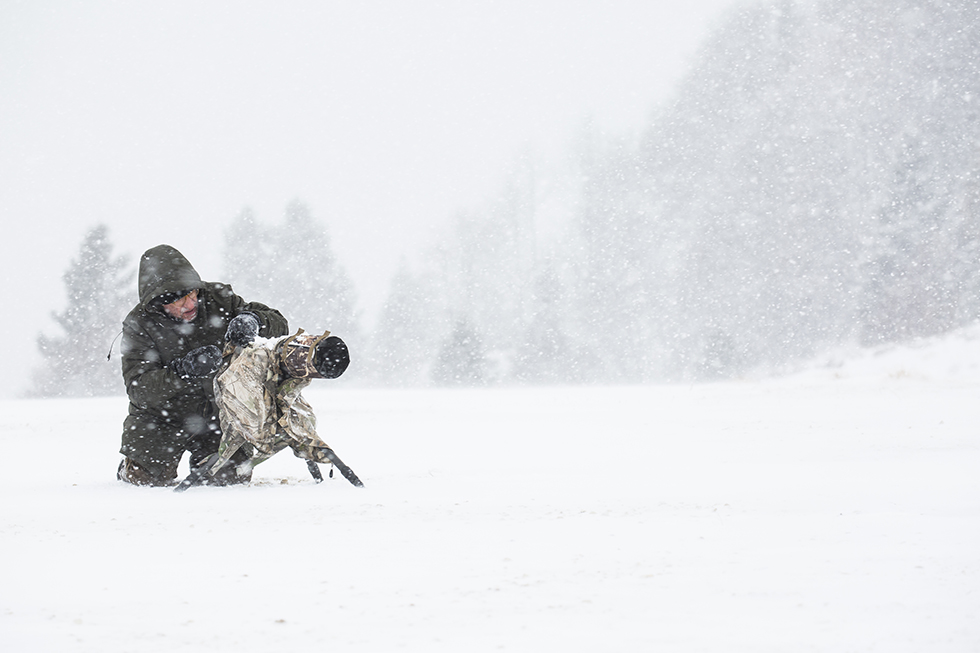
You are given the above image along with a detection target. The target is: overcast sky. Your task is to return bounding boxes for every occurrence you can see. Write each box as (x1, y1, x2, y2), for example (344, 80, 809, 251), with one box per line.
(0, 0, 745, 397)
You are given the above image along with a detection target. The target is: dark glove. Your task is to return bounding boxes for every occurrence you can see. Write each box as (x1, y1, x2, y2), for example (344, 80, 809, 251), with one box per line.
(171, 345, 223, 379)
(225, 312, 260, 346)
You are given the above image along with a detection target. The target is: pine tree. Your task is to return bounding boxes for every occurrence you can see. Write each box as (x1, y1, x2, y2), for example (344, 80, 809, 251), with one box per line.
(367, 259, 439, 386)
(31, 225, 134, 397)
(222, 206, 274, 303)
(222, 201, 361, 347)
(397, 0, 980, 383)
(515, 261, 571, 384)
(270, 200, 360, 341)
(571, 125, 658, 382)
(432, 318, 487, 387)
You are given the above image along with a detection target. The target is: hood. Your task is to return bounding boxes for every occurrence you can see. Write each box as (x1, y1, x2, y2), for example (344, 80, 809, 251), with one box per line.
(138, 244, 205, 310)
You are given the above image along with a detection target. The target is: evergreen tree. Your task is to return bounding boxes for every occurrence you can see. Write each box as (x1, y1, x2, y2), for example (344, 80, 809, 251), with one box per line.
(618, 0, 980, 376)
(392, 0, 980, 384)
(222, 206, 274, 303)
(271, 200, 360, 340)
(222, 201, 361, 347)
(367, 258, 439, 386)
(31, 225, 134, 397)
(571, 124, 660, 382)
(432, 318, 487, 387)
(446, 159, 538, 375)
(861, 132, 953, 344)
(515, 260, 572, 384)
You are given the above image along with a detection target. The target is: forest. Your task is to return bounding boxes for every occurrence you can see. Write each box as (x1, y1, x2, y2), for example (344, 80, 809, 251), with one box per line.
(32, 0, 980, 395)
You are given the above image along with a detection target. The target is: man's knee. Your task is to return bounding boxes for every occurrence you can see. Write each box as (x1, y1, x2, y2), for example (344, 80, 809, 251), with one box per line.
(119, 412, 185, 484)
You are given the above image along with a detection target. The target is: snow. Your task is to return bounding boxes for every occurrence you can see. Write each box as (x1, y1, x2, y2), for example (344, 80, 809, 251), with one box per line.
(2, 330, 979, 652)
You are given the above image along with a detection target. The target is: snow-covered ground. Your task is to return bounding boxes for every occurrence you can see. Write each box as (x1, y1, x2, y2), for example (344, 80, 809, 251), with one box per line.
(2, 329, 979, 652)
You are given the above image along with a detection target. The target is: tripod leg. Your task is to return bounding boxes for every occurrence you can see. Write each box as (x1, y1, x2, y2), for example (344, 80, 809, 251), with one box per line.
(307, 460, 324, 483)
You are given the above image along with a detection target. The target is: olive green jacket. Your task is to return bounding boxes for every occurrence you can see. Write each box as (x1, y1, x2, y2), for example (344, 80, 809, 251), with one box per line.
(120, 245, 288, 422)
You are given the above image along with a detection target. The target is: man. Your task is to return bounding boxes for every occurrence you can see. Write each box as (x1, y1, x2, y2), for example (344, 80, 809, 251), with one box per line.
(117, 244, 288, 486)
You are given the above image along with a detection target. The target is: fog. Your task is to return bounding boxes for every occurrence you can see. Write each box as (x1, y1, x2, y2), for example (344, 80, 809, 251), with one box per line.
(0, 0, 742, 398)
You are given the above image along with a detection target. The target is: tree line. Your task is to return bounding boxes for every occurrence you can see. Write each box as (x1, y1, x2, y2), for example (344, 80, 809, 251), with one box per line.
(32, 0, 980, 395)
(30, 202, 360, 397)
(367, 0, 980, 385)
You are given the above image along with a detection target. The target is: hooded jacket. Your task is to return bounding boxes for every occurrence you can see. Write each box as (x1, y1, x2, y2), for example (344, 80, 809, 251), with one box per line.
(120, 245, 288, 421)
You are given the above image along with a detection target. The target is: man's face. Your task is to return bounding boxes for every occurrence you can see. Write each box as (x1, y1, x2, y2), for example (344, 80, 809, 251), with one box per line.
(163, 290, 199, 322)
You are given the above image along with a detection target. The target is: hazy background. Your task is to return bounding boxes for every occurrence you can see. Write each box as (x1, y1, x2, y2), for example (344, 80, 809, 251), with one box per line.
(0, 0, 744, 398)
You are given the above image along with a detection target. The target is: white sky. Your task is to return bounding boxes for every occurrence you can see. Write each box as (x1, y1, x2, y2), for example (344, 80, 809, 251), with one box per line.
(0, 0, 745, 397)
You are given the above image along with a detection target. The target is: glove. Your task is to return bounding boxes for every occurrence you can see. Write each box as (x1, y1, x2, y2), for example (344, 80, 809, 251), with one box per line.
(171, 345, 223, 378)
(225, 312, 260, 346)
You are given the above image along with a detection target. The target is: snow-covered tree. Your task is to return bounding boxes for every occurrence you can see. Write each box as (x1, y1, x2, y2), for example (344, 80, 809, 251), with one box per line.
(366, 259, 440, 386)
(432, 318, 487, 387)
(570, 124, 663, 382)
(861, 132, 954, 344)
(222, 201, 361, 345)
(372, 0, 980, 385)
(514, 260, 573, 384)
(222, 206, 274, 303)
(31, 225, 134, 397)
(271, 200, 360, 340)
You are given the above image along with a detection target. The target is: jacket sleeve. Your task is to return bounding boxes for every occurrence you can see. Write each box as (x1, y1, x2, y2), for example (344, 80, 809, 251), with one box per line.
(120, 319, 198, 410)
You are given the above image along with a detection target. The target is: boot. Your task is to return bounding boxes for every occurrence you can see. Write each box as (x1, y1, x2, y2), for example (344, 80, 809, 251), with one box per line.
(117, 457, 177, 487)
